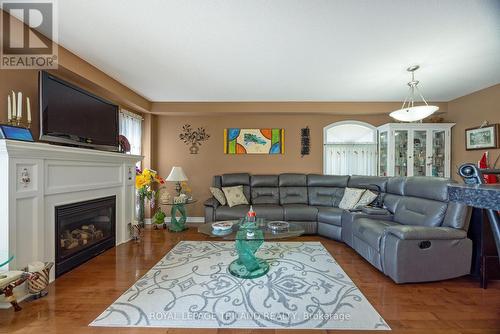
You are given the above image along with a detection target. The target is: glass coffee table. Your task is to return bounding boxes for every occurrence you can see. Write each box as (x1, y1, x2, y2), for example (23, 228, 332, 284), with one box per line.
(0, 252, 13, 269)
(198, 218, 305, 279)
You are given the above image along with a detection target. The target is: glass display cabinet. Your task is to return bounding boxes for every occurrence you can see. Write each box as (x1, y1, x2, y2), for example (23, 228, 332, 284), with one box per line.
(377, 123, 454, 178)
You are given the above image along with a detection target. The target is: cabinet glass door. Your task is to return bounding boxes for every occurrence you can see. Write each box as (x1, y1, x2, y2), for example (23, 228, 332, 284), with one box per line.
(394, 130, 408, 176)
(379, 131, 388, 176)
(432, 130, 446, 177)
(413, 130, 427, 176)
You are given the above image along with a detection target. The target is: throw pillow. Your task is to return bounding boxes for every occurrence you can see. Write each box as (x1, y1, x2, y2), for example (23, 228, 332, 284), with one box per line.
(210, 187, 227, 206)
(338, 188, 365, 210)
(222, 185, 249, 207)
(355, 190, 378, 209)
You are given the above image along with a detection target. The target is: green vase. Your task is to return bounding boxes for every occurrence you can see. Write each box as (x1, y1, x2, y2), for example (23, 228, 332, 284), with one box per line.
(228, 228, 269, 279)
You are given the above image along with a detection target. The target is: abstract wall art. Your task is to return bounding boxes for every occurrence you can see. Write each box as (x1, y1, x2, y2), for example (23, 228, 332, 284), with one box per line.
(224, 128, 284, 154)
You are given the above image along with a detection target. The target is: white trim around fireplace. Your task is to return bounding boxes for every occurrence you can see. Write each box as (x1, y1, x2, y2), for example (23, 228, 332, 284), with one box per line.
(0, 140, 142, 286)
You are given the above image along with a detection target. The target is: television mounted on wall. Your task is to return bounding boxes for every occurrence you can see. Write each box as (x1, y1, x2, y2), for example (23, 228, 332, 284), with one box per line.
(39, 71, 119, 151)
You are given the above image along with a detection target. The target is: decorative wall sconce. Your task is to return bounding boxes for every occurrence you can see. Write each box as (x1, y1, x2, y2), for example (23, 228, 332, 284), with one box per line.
(301, 127, 310, 157)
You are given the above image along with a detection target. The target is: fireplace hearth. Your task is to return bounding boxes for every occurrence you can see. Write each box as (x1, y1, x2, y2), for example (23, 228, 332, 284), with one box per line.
(55, 196, 116, 277)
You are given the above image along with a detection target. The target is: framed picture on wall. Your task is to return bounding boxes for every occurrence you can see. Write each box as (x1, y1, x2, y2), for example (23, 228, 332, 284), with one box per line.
(465, 124, 499, 150)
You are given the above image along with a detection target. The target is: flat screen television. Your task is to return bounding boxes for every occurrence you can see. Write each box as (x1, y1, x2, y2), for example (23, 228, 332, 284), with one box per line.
(39, 71, 119, 151)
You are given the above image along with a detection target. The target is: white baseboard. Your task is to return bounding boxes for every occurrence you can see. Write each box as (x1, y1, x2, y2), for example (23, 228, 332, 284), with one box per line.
(145, 217, 205, 224)
(164, 217, 205, 224)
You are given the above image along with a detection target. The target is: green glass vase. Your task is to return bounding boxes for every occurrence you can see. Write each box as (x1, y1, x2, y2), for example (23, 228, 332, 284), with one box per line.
(228, 227, 269, 279)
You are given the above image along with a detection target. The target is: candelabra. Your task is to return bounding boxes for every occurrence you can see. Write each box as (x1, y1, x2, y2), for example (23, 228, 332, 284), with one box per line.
(6, 92, 32, 129)
(7, 117, 31, 129)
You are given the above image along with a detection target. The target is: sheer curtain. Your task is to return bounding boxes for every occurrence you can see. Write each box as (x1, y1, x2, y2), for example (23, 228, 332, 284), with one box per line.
(324, 144, 377, 175)
(119, 110, 142, 158)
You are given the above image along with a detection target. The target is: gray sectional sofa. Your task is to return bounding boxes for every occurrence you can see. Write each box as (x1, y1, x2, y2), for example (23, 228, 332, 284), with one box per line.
(204, 173, 472, 283)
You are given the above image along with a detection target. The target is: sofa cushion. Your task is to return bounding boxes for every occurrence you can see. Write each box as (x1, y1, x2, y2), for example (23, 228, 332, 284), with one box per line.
(209, 187, 226, 205)
(251, 175, 279, 187)
(348, 176, 388, 192)
(317, 207, 344, 226)
(215, 204, 250, 221)
(394, 197, 448, 227)
(404, 177, 450, 202)
(252, 204, 284, 220)
(353, 218, 400, 251)
(279, 173, 307, 186)
(338, 188, 365, 210)
(308, 187, 345, 206)
(280, 187, 308, 205)
(307, 174, 349, 187)
(383, 193, 403, 214)
(221, 173, 250, 186)
(355, 190, 378, 208)
(283, 204, 318, 221)
(221, 173, 251, 200)
(213, 175, 222, 188)
(251, 187, 279, 204)
(386, 177, 406, 195)
(222, 185, 249, 207)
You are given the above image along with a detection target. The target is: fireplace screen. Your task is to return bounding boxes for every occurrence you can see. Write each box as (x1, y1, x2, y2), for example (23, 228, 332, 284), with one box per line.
(55, 196, 116, 277)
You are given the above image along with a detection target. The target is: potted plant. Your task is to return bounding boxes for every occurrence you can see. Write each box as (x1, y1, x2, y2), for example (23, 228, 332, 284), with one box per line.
(152, 210, 167, 229)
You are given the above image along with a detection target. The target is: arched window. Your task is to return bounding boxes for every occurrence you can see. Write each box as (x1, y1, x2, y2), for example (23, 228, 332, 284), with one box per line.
(323, 121, 377, 175)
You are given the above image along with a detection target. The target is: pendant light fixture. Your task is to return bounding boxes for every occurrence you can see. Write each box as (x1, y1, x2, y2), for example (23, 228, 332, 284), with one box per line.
(390, 65, 439, 122)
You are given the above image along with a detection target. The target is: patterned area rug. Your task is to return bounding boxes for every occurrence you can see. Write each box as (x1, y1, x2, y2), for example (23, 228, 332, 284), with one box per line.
(90, 241, 390, 330)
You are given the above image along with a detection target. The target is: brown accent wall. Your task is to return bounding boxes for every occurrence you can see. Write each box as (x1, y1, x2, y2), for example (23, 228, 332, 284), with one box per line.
(443, 84, 500, 180)
(154, 108, 401, 217)
(0, 10, 150, 140)
(152, 90, 500, 217)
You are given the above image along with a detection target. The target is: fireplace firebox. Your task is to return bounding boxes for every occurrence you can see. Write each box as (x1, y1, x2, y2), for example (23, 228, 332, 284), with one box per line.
(55, 196, 116, 277)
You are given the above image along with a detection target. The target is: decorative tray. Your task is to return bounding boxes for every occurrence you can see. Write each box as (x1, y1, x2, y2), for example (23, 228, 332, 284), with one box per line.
(267, 221, 290, 231)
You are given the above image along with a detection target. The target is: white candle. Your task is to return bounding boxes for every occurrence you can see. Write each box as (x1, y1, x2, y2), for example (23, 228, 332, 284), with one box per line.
(11, 91, 16, 119)
(17, 92, 22, 119)
(26, 97, 31, 123)
(7, 95, 12, 122)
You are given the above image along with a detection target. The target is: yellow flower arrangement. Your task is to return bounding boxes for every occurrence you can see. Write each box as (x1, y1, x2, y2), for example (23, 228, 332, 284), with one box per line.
(135, 167, 167, 225)
(135, 168, 165, 202)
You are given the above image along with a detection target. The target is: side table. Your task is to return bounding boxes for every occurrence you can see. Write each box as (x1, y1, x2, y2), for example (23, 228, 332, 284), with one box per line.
(163, 199, 197, 232)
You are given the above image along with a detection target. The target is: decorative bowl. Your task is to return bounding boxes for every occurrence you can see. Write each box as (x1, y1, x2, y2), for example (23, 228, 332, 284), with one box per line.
(211, 221, 234, 231)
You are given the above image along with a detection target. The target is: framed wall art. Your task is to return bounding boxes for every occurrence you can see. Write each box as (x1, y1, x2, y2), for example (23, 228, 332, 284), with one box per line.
(465, 124, 498, 150)
(223, 128, 284, 154)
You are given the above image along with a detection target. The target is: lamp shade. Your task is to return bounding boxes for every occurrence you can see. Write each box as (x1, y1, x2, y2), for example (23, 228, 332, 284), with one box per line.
(166, 166, 188, 182)
(389, 105, 439, 122)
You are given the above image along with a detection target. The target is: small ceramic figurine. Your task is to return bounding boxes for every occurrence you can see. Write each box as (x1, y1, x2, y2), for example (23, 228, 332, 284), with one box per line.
(27, 261, 54, 299)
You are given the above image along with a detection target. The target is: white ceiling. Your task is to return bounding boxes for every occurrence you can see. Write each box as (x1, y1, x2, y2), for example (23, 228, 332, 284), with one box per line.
(56, 0, 500, 102)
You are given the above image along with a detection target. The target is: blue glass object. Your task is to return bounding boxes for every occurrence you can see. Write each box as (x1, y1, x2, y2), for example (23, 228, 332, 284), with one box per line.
(0, 125, 34, 141)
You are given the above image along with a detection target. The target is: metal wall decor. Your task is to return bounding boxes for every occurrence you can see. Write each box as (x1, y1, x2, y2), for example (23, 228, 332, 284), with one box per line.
(179, 124, 210, 154)
(301, 126, 310, 157)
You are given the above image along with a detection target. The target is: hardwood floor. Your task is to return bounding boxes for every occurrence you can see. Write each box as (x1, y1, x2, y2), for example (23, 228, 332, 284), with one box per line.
(1, 226, 499, 334)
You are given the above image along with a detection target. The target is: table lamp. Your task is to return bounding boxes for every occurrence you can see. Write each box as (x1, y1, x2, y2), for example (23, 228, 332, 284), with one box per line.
(166, 166, 188, 195)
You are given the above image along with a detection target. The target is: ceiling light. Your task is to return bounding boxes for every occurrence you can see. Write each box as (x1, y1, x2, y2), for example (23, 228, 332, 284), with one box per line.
(390, 65, 439, 122)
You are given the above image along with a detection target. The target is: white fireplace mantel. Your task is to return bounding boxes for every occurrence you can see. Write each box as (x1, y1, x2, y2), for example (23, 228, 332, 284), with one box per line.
(0, 139, 142, 282)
